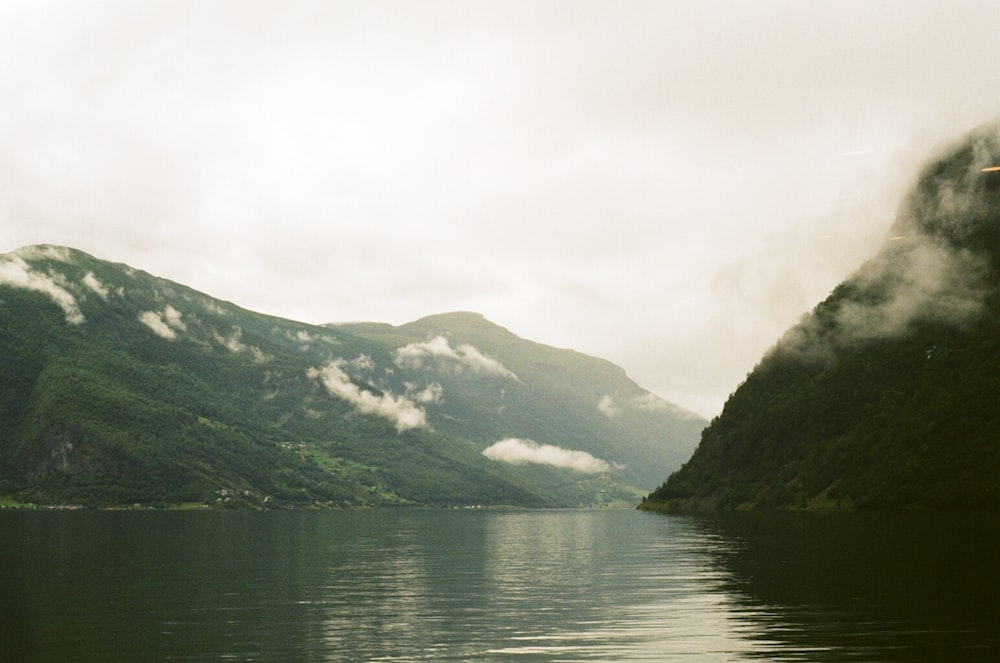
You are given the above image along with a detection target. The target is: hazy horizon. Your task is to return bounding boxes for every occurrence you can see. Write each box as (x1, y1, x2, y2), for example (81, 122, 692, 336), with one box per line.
(3, 1, 999, 417)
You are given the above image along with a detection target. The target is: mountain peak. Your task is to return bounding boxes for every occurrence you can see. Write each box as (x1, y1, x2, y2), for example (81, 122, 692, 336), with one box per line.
(643, 120, 1000, 512)
(0, 248, 704, 507)
(12, 244, 80, 262)
(399, 311, 519, 340)
(893, 120, 1000, 251)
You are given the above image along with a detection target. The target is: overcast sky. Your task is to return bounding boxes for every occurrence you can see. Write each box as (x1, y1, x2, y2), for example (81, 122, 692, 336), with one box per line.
(2, 1, 999, 418)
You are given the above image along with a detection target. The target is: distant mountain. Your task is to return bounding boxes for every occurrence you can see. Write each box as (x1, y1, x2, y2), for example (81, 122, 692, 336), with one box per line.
(0, 247, 703, 507)
(642, 121, 1000, 511)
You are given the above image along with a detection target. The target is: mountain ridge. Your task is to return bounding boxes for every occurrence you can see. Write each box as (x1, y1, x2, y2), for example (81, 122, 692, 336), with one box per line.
(642, 120, 1000, 511)
(0, 245, 704, 507)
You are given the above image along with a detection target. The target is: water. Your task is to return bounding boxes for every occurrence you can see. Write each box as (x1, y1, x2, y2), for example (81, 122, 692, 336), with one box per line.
(0, 508, 997, 661)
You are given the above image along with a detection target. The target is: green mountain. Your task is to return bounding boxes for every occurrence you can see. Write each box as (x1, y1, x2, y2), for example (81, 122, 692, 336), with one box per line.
(0, 246, 703, 508)
(643, 121, 1000, 511)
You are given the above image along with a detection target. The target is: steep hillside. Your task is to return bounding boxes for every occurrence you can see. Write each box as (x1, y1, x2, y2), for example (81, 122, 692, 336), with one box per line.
(0, 246, 703, 507)
(643, 121, 1000, 511)
(334, 311, 704, 488)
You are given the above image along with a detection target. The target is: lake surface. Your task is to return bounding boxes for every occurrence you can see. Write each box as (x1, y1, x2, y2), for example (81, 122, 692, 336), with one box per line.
(0, 508, 997, 661)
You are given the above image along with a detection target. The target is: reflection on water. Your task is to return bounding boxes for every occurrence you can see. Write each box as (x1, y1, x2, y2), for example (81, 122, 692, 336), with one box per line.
(693, 511, 1000, 661)
(0, 508, 997, 661)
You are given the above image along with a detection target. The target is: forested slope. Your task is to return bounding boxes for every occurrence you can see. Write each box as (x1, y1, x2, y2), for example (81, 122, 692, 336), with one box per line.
(643, 121, 1000, 511)
(0, 246, 703, 507)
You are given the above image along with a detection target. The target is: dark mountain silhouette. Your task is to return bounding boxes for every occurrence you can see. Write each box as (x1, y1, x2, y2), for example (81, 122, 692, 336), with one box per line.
(643, 121, 1000, 511)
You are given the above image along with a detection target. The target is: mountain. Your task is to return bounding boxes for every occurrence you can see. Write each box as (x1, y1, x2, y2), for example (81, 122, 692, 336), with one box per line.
(642, 121, 1000, 511)
(0, 246, 703, 508)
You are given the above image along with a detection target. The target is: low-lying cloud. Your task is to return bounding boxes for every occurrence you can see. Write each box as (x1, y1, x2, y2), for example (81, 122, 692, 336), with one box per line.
(308, 359, 427, 432)
(394, 336, 517, 379)
(773, 126, 999, 365)
(597, 395, 619, 417)
(481, 437, 613, 474)
(0, 255, 84, 324)
(405, 381, 444, 404)
(838, 242, 985, 337)
(212, 326, 268, 362)
(138, 304, 187, 340)
(599, 392, 700, 419)
(82, 271, 109, 300)
(774, 239, 989, 365)
(15, 245, 73, 262)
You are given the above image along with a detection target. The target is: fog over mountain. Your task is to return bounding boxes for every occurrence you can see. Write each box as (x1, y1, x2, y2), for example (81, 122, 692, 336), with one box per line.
(644, 122, 1000, 511)
(773, 126, 1000, 364)
(3, 2, 1000, 418)
(0, 246, 703, 507)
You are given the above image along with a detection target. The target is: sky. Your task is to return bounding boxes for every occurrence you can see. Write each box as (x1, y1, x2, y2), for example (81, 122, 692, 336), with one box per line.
(2, 0, 999, 418)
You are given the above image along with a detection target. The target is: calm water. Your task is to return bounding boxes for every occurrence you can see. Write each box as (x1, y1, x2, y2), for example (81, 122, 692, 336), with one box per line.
(0, 508, 997, 662)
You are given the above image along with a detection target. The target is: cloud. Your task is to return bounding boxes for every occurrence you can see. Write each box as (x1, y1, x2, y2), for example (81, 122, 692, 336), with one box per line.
(454, 343, 517, 378)
(211, 325, 267, 361)
(138, 304, 187, 340)
(201, 299, 228, 316)
(405, 381, 444, 404)
(161, 304, 186, 332)
(394, 336, 458, 364)
(15, 245, 73, 262)
(597, 395, 619, 417)
(138, 310, 176, 339)
(773, 237, 990, 365)
(82, 271, 109, 300)
(3, 3, 1000, 421)
(394, 336, 517, 379)
(308, 359, 427, 432)
(213, 327, 244, 352)
(348, 354, 375, 371)
(598, 392, 701, 419)
(0, 255, 84, 324)
(481, 437, 613, 474)
(842, 243, 985, 336)
(772, 126, 999, 364)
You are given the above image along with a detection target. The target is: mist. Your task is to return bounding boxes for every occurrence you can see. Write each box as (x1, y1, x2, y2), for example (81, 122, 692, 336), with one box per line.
(308, 359, 428, 432)
(482, 437, 614, 474)
(394, 336, 518, 379)
(2, 1, 1000, 417)
(772, 122, 1000, 364)
(0, 251, 84, 325)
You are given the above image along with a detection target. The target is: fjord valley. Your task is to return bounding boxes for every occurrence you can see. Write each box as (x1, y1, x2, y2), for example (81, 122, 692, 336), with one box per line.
(0, 246, 703, 508)
(643, 121, 1000, 512)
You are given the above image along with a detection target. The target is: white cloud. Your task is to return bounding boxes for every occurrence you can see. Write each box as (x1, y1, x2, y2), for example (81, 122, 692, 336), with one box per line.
(15, 245, 72, 262)
(139, 304, 187, 340)
(161, 304, 186, 332)
(598, 392, 699, 419)
(409, 382, 444, 404)
(308, 359, 427, 432)
(0, 255, 84, 324)
(395, 336, 457, 364)
(839, 244, 985, 338)
(394, 336, 517, 379)
(481, 437, 614, 474)
(212, 325, 268, 362)
(454, 343, 517, 378)
(138, 310, 176, 339)
(201, 299, 227, 316)
(349, 354, 375, 371)
(774, 233, 992, 365)
(213, 326, 245, 352)
(82, 271, 109, 300)
(3, 3, 999, 420)
(597, 395, 619, 417)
